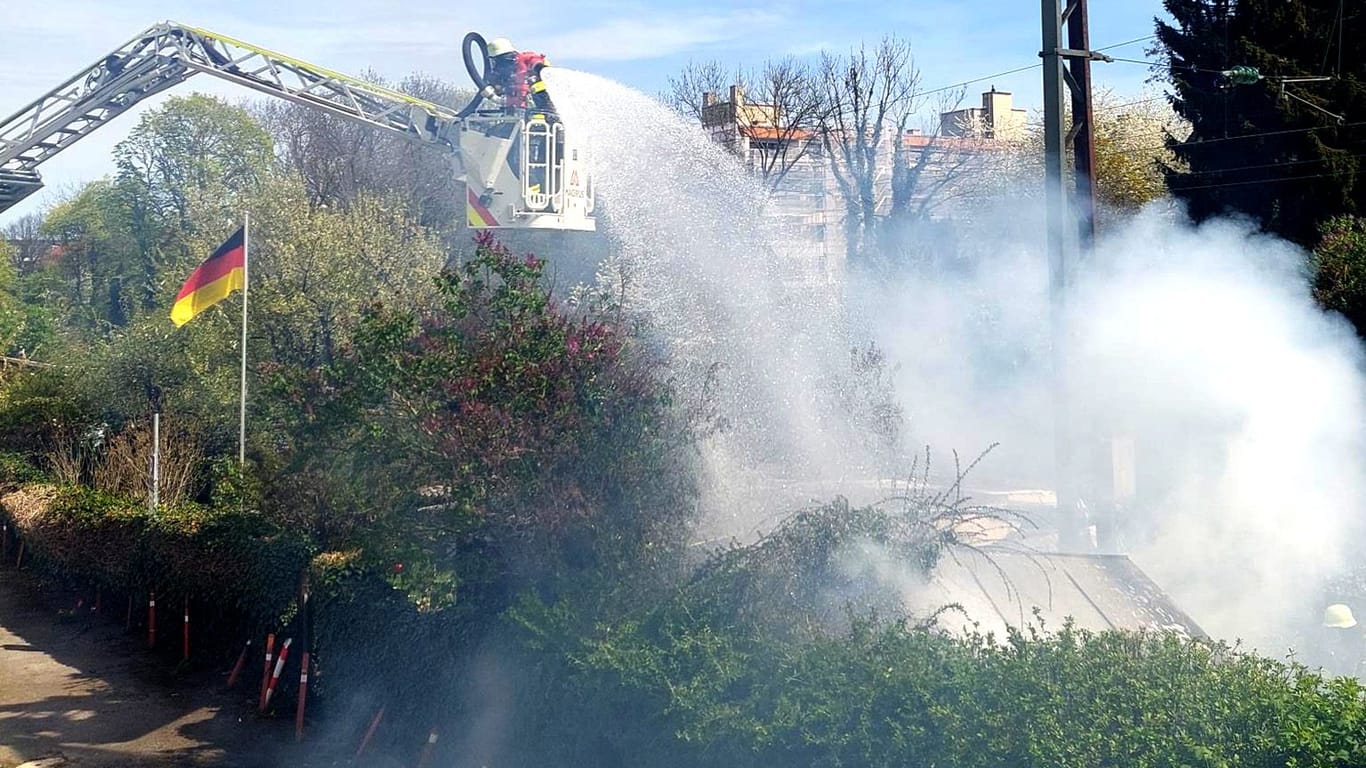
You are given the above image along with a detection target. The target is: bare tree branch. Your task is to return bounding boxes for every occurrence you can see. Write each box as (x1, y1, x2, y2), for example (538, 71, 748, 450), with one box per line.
(251, 69, 468, 242)
(2, 213, 49, 275)
(742, 57, 830, 194)
(662, 60, 735, 121)
(817, 36, 921, 266)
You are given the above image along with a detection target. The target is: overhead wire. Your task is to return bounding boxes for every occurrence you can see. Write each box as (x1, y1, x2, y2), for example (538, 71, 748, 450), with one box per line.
(914, 30, 1357, 194)
(916, 34, 1156, 98)
(1167, 173, 1336, 193)
(917, 64, 1042, 99)
(1063, 124, 1366, 195)
(1094, 34, 1157, 52)
(1170, 148, 1366, 178)
(1113, 120, 1366, 158)
(1320, 0, 1345, 75)
(1105, 55, 1228, 75)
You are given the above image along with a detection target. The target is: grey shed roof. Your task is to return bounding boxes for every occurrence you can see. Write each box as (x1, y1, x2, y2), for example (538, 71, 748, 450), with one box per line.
(918, 546, 1207, 640)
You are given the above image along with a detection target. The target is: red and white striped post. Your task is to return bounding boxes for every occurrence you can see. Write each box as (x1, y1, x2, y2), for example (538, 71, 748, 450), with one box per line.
(259, 633, 275, 709)
(354, 707, 385, 759)
(2, 522, 7, 561)
(416, 728, 440, 768)
(182, 598, 190, 662)
(226, 639, 251, 687)
(294, 651, 310, 741)
(147, 591, 156, 648)
(261, 637, 292, 711)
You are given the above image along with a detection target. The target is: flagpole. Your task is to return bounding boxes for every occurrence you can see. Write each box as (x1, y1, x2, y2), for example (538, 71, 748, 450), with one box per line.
(239, 212, 249, 466)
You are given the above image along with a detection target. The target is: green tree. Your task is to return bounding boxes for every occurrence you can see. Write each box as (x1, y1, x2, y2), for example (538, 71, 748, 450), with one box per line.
(0, 258, 57, 361)
(37, 96, 275, 334)
(40, 180, 140, 330)
(241, 176, 447, 370)
(1312, 214, 1366, 337)
(113, 93, 274, 311)
(1092, 90, 1189, 212)
(115, 93, 274, 225)
(1156, 0, 1366, 246)
(0, 241, 23, 354)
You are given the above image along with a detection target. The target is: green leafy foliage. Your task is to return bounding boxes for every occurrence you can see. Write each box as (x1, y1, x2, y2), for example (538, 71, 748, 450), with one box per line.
(267, 231, 696, 601)
(0, 451, 44, 485)
(473, 494, 1366, 768)
(502, 576, 1366, 765)
(1, 484, 308, 623)
(0, 367, 99, 457)
(114, 92, 274, 228)
(1313, 215, 1366, 337)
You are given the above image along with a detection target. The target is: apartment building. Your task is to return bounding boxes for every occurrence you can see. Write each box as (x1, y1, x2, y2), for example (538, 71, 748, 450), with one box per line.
(939, 87, 1029, 140)
(698, 85, 1024, 280)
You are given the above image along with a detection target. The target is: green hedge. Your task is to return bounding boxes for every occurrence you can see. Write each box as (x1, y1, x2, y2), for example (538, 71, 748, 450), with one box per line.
(1, 480, 310, 627)
(0, 475, 465, 724)
(484, 611, 1366, 768)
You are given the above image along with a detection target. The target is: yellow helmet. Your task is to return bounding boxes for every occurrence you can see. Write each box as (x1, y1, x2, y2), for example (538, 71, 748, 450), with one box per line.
(487, 37, 515, 58)
(1324, 603, 1357, 628)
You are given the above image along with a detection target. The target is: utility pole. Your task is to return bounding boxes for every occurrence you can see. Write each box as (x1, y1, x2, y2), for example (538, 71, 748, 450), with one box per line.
(1041, 0, 1110, 551)
(1067, 0, 1099, 250)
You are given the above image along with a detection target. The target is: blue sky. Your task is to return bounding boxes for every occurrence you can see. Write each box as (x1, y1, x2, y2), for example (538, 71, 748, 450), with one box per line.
(1, 0, 1169, 224)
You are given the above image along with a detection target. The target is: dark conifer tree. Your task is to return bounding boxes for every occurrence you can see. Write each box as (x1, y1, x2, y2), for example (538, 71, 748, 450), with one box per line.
(1157, 0, 1365, 246)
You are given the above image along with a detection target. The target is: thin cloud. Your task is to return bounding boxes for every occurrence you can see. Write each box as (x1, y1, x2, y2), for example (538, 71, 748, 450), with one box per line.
(538, 11, 784, 62)
(785, 41, 833, 56)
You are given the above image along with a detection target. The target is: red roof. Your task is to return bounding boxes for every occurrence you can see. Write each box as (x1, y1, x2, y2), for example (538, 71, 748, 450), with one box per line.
(902, 134, 998, 151)
(740, 125, 814, 141)
(724, 123, 1005, 151)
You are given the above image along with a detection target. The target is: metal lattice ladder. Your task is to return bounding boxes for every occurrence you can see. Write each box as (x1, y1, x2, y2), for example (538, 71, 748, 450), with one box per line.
(0, 21, 464, 215)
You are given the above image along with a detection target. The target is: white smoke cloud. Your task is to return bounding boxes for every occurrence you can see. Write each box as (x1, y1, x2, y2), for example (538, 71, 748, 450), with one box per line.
(1075, 211, 1366, 647)
(870, 201, 1366, 649)
(550, 66, 1366, 651)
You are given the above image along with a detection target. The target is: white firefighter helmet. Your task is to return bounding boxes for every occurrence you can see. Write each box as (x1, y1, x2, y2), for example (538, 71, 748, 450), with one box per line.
(1324, 603, 1358, 628)
(487, 37, 516, 58)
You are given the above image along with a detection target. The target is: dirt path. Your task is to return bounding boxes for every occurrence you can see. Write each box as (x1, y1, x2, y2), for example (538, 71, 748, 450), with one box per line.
(0, 571, 293, 767)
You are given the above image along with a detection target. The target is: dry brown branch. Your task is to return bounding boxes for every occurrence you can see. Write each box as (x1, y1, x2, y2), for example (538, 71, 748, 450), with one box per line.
(46, 429, 87, 485)
(92, 420, 203, 505)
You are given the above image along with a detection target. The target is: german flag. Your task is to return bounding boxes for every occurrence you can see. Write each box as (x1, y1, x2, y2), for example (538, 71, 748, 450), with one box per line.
(171, 226, 245, 327)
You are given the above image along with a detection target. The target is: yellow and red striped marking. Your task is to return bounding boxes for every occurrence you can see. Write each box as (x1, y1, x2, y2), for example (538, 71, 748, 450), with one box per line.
(466, 189, 500, 228)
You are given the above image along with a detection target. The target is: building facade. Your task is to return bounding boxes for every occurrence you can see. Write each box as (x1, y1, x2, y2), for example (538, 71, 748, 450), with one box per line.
(698, 85, 1025, 278)
(939, 87, 1029, 140)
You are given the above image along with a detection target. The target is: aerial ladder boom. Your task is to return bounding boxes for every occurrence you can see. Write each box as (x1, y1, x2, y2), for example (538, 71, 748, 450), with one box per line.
(0, 22, 594, 231)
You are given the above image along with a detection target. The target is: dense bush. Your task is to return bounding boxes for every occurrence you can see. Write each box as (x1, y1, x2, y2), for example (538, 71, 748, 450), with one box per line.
(0, 451, 44, 485)
(245, 231, 704, 732)
(443, 490, 1366, 768)
(1314, 214, 1366, 339)
(0, 484, 309, 626)
(264, 231, 699, 608)
(0, 367, 98, 457)
(492, 568, 1366, 768)
(553, 618, 1366, 768)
